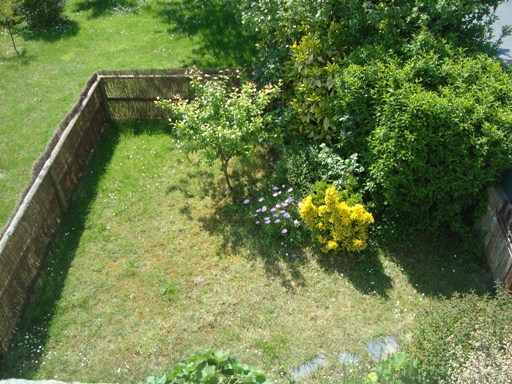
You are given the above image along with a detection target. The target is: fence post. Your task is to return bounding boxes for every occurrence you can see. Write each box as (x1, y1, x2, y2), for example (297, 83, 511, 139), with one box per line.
(49, 167, 68, 213)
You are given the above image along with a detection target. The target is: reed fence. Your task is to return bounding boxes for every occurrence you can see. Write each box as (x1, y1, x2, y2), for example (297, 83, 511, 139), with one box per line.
(480, 187, 512, 290)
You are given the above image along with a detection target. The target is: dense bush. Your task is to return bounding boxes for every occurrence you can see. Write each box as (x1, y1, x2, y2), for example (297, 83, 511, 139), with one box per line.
(274, 140, 363, 199)
(409, 288, 512, 382)
(22, 0, 65, 29)
(299, 184, 374, 253)
(334, 36, 512, 233)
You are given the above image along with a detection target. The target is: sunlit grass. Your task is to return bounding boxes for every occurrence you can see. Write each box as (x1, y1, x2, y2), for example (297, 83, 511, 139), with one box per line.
(0, 0, 255, 228)
(0, 121, 491, 383)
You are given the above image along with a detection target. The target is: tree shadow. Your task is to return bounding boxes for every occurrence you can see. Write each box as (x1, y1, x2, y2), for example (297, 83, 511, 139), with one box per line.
(0, 125, 120, 378)
(380, 231, 494, 298)
(154, 0, 257, 67)
(316, 246, 393, 298)
(73, 0, 146, 18)
(20, 19, 80, 42)
(0, 48, 34, 65)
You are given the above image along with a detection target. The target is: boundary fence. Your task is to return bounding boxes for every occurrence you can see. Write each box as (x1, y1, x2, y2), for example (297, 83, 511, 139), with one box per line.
(0, 68, 511, 357)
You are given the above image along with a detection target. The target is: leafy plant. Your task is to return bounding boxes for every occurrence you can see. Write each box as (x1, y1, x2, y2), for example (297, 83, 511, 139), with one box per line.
(273, 140, 363, 199)
(143, 350, 271, 384)
(156, 69, 280, 194)
(366, 352, 425, 384)
(0, 0, 23, 58)
(299, 184, 374, 253)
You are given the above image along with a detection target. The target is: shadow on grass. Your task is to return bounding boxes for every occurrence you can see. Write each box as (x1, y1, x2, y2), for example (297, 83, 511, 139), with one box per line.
(154, 0, 257, 67)
(316, 247, 393, 298)
(0, 48, 33, 65)
(379, 230, 494, 297)
(0, 125, 120, 379)
(73, 0, 146, 18)
(20, 19, 80, 42)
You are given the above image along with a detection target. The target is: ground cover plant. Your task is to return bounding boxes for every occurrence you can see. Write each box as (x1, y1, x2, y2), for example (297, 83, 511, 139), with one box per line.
(0, 0, 255, 229)
(0, 121, 493, 383)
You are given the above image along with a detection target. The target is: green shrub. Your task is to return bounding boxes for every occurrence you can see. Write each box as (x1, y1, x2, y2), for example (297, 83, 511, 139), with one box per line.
(409, 288, 512, 382)
(274, 140, 363, 199)
(22, 0, 65, 29)
(143, 350, 271, 384)
(334, 35, 512, 234)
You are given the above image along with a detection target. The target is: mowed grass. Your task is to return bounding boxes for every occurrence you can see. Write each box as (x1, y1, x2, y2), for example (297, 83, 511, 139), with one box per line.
(0, 0, 256, 228)
(0, 121, 492, 383)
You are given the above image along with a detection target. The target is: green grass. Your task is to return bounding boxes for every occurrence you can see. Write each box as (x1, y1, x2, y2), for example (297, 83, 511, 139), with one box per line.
(0, 121, 492, 383)
(0, 0, 256, 228)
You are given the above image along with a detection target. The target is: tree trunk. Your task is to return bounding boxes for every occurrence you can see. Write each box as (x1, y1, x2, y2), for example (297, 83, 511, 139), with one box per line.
(221, 158, 233, 197)
(8, 27, 21, 59)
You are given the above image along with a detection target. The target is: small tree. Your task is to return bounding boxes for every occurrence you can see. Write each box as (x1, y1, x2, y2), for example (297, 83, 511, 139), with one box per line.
(0, 0, 23, 58)
(156, 69, 280, 194)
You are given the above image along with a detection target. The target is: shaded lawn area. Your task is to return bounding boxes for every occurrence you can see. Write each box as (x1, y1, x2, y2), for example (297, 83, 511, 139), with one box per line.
(0, 122, 492, 383)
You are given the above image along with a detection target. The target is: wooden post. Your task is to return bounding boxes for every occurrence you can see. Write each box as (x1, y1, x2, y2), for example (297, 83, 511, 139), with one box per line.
(49, 168, 68, 212)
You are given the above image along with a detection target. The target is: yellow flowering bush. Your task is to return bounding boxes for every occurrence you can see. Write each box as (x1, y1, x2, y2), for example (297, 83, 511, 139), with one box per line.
(299, 185, 374, 253)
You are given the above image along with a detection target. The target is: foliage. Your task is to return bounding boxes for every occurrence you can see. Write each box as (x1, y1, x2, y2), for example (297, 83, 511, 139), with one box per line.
(0, 0, 22, 57)
(445, 327, 512, 384)
(156, 69, 280, 193)
(299, 184, 374, 253)
(366, 352, 425, 384)
(333, 36, 512, 233)
(21, 0, 65, 29)
(273, 140, 363, 199)
(143, 350, 271, 384)
(409, 288, 512, 382)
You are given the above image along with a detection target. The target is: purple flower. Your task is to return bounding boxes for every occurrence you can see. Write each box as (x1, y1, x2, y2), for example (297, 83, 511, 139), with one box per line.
(283, 212, 291, 219)
(255, 220, 260, 225)
(272, 186, 279, 191)
(285, 197, 294, 203)
(293, 219, 300, 226)
(261, 206, 268, 212)
(270, 207, 277, 212)
(276, 203, 282, 208)
(243, 199, 250, 205)
(281, 228, 288, 234)
(273, 214, 279, 218)
(274, 219, 281, 224)
(272, 191, 282, 197)
(287, 187, 293, 193)
(258, 197, 264, 202)
(256, 208, 262, 213)
(265, 219, 271, 224)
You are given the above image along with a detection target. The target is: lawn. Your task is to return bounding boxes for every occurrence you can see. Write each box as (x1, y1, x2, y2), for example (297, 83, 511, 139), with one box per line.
(0, 0, 256, 229)
(0, 121, 492, 383)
